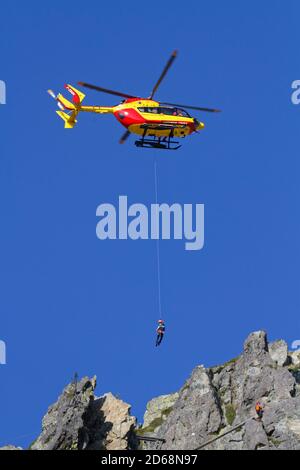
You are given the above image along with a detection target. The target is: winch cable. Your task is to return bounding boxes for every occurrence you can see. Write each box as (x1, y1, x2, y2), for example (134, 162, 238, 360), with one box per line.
(154, 160, 163, 319)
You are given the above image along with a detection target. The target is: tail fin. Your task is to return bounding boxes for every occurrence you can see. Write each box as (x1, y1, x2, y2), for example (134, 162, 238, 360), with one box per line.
(64, 84, 85, 104)
(56, 110, 78, 129)
(48, 84, 85, 128)
(56, 93, 76, 111)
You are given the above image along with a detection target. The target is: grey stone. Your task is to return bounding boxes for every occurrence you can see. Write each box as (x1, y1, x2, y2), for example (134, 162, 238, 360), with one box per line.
(142, 330, 300, 450)
(289, 351, 300, 366)
(153, 366, 223, 450)
(30, 376, 137, 450)
(269, 340, 288, 366)
(243, 419, 269, 450)
(142, 392, 179, 432)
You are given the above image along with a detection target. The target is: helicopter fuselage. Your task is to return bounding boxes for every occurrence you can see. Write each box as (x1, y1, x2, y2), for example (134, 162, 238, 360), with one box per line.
(112, 99, 204, 138)
(49, 50, 219, 147)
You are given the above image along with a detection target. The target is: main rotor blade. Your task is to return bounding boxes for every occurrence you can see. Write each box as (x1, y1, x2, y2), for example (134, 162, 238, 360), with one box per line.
(161, 101, 221, 113)
(149, 50, 178, 99)
(78, 82, 136, 99)
(119, 130, 131, 144)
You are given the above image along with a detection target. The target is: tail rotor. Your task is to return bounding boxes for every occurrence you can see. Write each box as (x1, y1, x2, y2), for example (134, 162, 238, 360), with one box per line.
(47, 89, 65, 111)
(47, 84, 86, 128)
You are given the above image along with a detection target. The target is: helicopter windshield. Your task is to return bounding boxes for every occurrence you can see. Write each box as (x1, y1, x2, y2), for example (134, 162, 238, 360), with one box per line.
(159, 107, 190, 117)
(138, 107, 190, 117)
(138, 107, 159, 114)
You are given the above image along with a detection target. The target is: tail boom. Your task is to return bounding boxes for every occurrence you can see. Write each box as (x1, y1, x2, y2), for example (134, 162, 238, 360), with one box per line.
(79, 105, 114, 114)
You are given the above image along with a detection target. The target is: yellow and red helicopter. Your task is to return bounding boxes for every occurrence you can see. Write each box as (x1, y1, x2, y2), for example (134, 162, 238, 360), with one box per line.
(48, 51, 220, 150)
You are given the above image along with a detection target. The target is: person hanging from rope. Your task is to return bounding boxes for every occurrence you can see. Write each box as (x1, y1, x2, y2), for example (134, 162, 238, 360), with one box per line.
(255, 401, 264, 421)
(156, 319, 165, 347)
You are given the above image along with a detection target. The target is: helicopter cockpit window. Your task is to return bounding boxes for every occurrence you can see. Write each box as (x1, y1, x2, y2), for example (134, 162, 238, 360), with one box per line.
(177, 108, 190, 117)
(138, 107, 190, 116)
(138, 107, 159, 114)
(158, 107, 174, 115)
(158, 107, 190, 117)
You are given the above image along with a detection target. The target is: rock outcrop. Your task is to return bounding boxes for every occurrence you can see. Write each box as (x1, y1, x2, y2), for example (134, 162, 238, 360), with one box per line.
(269, 340, 289, 367)
(3, 331, 300, 450)
(30, 376, 137, 450)
(140, 331, 300, 450)
(84, 392, 137, 450)
(141, 392, 179, 435)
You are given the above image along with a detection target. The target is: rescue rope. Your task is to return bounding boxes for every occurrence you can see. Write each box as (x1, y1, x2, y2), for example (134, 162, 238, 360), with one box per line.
(154, 161, 163, 318)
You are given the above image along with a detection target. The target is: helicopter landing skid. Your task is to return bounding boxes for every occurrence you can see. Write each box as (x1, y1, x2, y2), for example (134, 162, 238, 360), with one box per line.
(135, 138, 181, 150)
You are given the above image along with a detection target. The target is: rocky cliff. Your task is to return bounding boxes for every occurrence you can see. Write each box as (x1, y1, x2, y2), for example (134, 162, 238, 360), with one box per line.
(1, 331, 300, 451)
(29, 376, 137, 450)
(139, 331, 300, 450)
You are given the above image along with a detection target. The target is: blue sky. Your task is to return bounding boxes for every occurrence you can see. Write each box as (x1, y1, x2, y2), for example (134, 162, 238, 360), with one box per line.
(1, 1, 299, 447)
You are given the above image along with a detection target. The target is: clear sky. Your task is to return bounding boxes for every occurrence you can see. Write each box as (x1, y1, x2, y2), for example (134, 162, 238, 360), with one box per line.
(1, 0, 299, 448)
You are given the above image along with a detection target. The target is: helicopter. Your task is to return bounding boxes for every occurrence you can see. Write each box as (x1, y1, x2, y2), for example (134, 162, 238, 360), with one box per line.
(48, 51, 220, 150)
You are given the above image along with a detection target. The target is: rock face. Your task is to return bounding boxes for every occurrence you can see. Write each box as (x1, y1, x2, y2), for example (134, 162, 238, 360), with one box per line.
(84, 392, 137, 450)
(269, 340, 288, 366)
(140, 331, 300, 450)
(142, 392, 179, 433)
(3, 331, 300, 450)
(290, 350, 300, 366)
(30, 376, 137, 450)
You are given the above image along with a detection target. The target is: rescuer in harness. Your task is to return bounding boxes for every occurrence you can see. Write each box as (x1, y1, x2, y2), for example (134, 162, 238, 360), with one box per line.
(156, 319, 165, 346)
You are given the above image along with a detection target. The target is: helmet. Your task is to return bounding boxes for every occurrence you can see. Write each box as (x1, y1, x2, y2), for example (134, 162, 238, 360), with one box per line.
(158, 319, 165, 324)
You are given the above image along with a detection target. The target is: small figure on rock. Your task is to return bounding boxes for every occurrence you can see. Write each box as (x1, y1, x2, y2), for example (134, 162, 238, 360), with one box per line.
(156, 319, 165, 347)
(255, 401, 264, 421)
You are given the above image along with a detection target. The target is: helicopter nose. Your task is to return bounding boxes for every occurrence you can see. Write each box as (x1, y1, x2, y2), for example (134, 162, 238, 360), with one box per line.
(193, 119, 205, 132)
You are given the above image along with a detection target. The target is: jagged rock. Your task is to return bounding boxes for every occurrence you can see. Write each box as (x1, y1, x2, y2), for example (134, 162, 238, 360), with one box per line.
(31, 376, 96, 450)
(142, 392, 179, 433)
(289, 350, 300, 366)
(5, 330, 300, 451)
(269, 340, 288, 366)
(30, 376, 137, 450)
(243, 419, 269, 450)
(142, 330, 300, 450)
(262, 397, 300, 449)
(84, 393, 137, 450)
(243, 330, 268, 359)
(150, 366, 223, 450)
